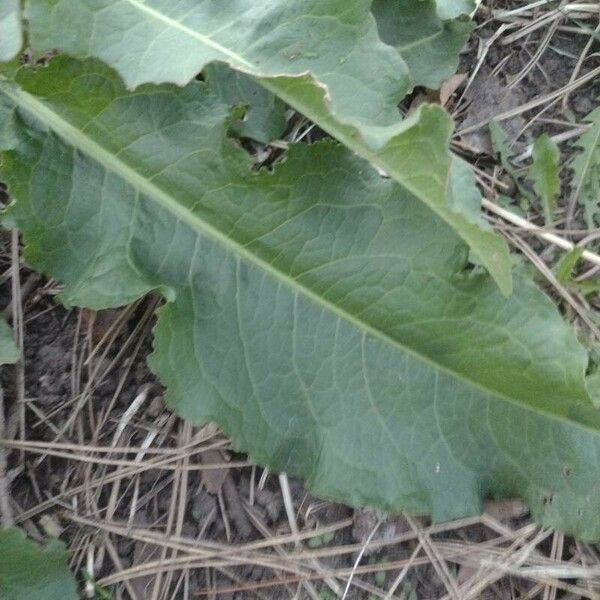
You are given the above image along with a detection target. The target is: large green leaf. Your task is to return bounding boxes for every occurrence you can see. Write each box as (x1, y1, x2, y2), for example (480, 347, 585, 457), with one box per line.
(372, 0, 473, 89)
(24, 0, 512, 294)
(2, 58, 600, 538)
(0, 0, 22, 62)
(0, 528, 78, 600)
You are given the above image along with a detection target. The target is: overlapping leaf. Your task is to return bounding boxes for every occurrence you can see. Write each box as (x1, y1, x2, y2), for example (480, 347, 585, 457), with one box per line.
(529, 134, 560, 225)
(23, 0, 512, 293)
(2, 58, 600, 537)
(27, 0, 409, 128)
(372, 0, 473, 89)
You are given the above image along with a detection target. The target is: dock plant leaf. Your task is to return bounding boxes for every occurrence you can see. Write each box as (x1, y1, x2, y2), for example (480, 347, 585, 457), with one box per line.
(1, 57, 600, 539)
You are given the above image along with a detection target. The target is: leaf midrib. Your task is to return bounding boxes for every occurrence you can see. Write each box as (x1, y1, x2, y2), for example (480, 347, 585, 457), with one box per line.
(1, 80, 595, 437)
(125, 0, 255, 71)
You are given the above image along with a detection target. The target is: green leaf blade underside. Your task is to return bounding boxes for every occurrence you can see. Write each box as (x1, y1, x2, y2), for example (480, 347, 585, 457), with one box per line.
(24, 0, 512, 293)
(572, 107, 600, 228)
(2, 58, 600, 537)
(0, 0, 22, 62)
(0, 528, 78, 600)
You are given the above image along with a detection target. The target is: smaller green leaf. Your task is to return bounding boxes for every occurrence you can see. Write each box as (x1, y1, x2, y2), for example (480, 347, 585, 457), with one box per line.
(489, 121, 533, 205)
(555, 247, 584, 285)
(495, 194, 527, 218)
(571, 107, 600, 228)
(204, 64, 287, 144)
(0, 0, 22, 62)
(555, 247, 600, 296)
(0, 318, 18, 365)
(0, 527, 78, 600)
(529, 134, 560, 225)
(489, 120, 518, 178)
(575, 279, 600, 296)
